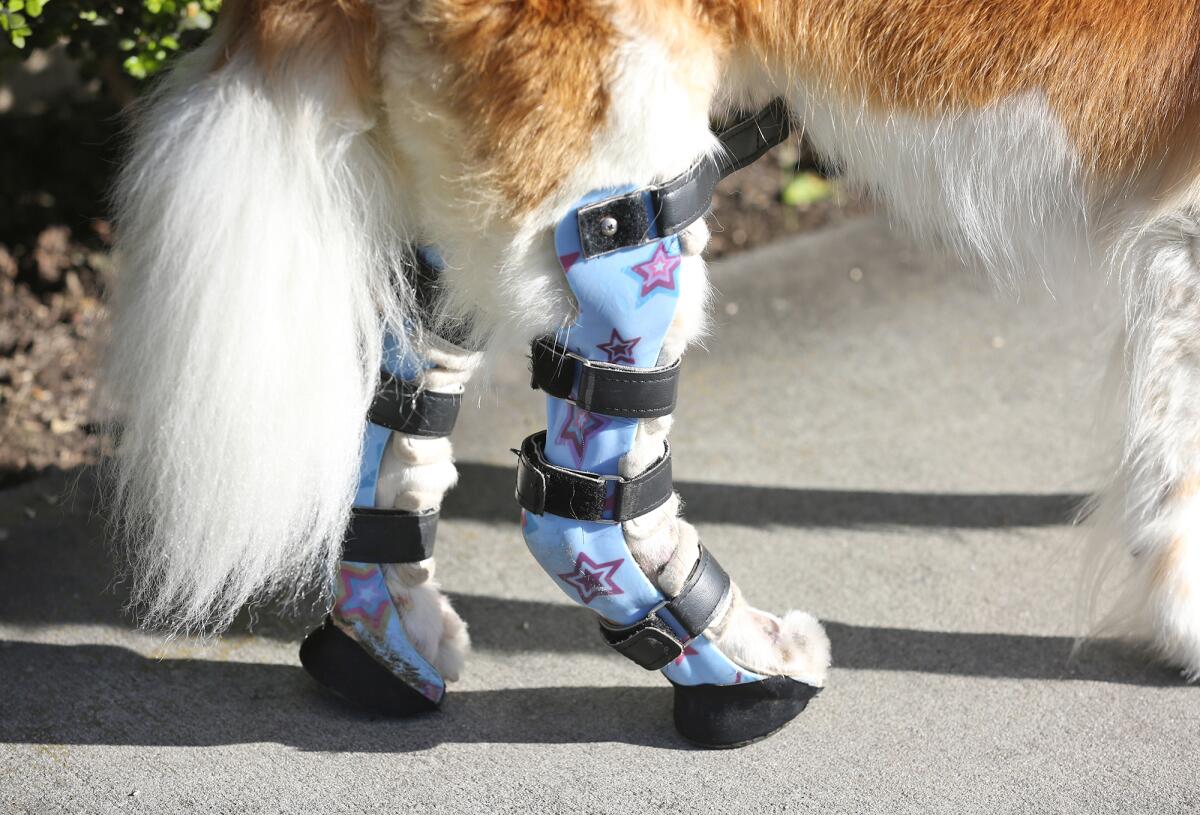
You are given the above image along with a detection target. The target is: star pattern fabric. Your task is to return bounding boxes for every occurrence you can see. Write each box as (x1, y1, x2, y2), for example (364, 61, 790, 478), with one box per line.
(631, 243, 680, 298)
(556, 404, 608, 466)
(557, 552, 625, 605)
(672, 643, 700, 666)
(596, 329, 641, 365)
(334, 563, 391, 627)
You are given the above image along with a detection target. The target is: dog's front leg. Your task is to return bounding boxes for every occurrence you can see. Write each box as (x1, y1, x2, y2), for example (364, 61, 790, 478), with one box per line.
(516, 192, 829, 747)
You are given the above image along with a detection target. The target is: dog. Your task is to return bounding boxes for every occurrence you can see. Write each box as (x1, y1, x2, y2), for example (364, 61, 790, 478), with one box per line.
(103, 0, 1200, 741)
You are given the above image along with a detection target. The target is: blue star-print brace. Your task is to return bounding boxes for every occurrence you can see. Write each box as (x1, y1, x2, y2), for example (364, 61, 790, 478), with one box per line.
(517, 189, 820, 746)
(299, 250, 462, 715)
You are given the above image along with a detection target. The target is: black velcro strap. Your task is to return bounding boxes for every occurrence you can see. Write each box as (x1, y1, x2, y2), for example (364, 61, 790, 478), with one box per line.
(341, 507, 438, 563)
(576, 99, 791, 258)
(599, 611, 683, 671)
(528, 337, 681, 419)
(514, 431, 673, 523)
(665, 545, 731, 638)
(368, 371, 462, 438)
(599, 545, 731, 669)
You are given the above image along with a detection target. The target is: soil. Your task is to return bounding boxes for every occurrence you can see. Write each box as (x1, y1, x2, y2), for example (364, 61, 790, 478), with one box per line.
(0, 101, 862, 482)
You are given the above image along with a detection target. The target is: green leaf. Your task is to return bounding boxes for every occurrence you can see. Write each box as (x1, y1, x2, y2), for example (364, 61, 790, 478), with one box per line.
(24, 0, 41, 17)
(123, 54, 147, 78)
(6, 0, 23, 13)
(781, 172, 833, 207)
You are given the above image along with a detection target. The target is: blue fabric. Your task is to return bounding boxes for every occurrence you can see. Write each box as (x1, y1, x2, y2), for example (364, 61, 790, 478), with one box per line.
(522, 191, 763, 688)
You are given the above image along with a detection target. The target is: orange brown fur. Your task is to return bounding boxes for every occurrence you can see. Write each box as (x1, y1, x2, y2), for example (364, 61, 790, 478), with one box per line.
(224, 0, 379, 96)
(231, 0, 1200, 207)
(419, 0, 616, 215)
(714, 0, 1200, 176)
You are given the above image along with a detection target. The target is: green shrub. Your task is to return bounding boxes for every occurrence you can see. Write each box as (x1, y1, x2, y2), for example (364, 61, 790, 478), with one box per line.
(2, 0, 220, 80)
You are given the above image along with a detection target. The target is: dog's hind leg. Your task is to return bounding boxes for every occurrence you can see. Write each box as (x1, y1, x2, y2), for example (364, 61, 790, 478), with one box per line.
(1091, 210, 1200, 677)
(300, 250, 480, 713)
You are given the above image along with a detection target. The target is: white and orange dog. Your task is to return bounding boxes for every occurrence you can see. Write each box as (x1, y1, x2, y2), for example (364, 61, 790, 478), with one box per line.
(105, 0, 1200, 744)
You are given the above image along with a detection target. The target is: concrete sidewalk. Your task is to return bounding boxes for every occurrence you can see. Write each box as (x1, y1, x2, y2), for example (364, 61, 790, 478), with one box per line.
(3, 217, 1195, 814)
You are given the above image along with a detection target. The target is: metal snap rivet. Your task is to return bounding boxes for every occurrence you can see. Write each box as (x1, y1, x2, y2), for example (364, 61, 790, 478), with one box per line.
(599, 216, 618, 236)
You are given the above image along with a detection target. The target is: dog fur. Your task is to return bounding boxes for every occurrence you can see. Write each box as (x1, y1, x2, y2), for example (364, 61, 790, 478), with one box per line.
(104, 0, 1200, 685)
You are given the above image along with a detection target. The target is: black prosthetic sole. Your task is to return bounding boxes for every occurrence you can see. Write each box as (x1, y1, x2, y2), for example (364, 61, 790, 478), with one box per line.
(299, 617, 441, 716)
(671, 676, 820, 748)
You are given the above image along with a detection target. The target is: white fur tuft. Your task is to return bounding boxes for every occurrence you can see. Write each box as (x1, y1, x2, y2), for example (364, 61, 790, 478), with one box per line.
(103, 39, 411, 633)
(1083, 213, 1200, 677)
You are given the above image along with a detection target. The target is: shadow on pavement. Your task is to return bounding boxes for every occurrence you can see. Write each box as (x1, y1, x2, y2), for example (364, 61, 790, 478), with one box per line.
(447, 593, 1183, 687)
(448, 462, 1088, 529)
(4, 466, 1173, 700)
(0, 623, 1183, 752)
(0, 641, 684, 751)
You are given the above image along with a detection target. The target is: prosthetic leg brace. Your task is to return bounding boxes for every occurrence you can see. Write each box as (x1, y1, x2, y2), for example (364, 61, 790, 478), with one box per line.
(301, 251, 476, 715)
(516, 102, 820, 747)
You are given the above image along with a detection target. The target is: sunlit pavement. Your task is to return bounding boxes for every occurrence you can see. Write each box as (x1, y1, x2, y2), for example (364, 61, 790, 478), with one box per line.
(3, 217, 1194, 814)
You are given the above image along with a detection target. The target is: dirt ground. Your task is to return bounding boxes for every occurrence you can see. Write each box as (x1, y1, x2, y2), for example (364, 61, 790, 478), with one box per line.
(0, 96, 861, 482)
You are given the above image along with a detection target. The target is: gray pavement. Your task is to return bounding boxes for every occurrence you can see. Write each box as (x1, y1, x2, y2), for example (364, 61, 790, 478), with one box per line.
(3, 217, 1196, 814)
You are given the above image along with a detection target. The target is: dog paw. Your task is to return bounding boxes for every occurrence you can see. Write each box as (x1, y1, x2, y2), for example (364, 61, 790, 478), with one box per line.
(1132, 533, 1200, 679)
(384, 560, 471, 682)
(709, 589, 831, 687)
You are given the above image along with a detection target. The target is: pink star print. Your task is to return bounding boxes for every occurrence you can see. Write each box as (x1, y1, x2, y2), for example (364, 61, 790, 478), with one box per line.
(557, 552, 625, 605)
(557, 404, 607, 466)
(596, 329, 640, 365)
(672, 643, 700, 666)
(334, 563, 390, 627)
(631, 243, 680, 297)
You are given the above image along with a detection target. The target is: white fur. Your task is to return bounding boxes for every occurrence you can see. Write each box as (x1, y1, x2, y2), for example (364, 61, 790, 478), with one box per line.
(786, 86, 1200, 675)
(104, 35, 411, 632)
(374, 1, 724, 349)
(793, 88, 1094, 287)
(1085, 214, 1200, 676)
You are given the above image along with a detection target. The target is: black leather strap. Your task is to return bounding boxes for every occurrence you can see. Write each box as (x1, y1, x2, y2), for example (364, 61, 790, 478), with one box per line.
(514, 431, 673, 522)
(599, 545, 732, 669)
(341, 507, 438, 563)
(576, 99, 791, 258)
(665, 545, 731, 638)
(528, 336, 681, 419)
(368, 372, 462, 438)
(654, 99, 791, 238)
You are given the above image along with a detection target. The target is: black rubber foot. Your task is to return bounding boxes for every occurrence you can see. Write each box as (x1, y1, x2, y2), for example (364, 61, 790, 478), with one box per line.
(671, 676, 820, 748)
(299, 617, 442, 716)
